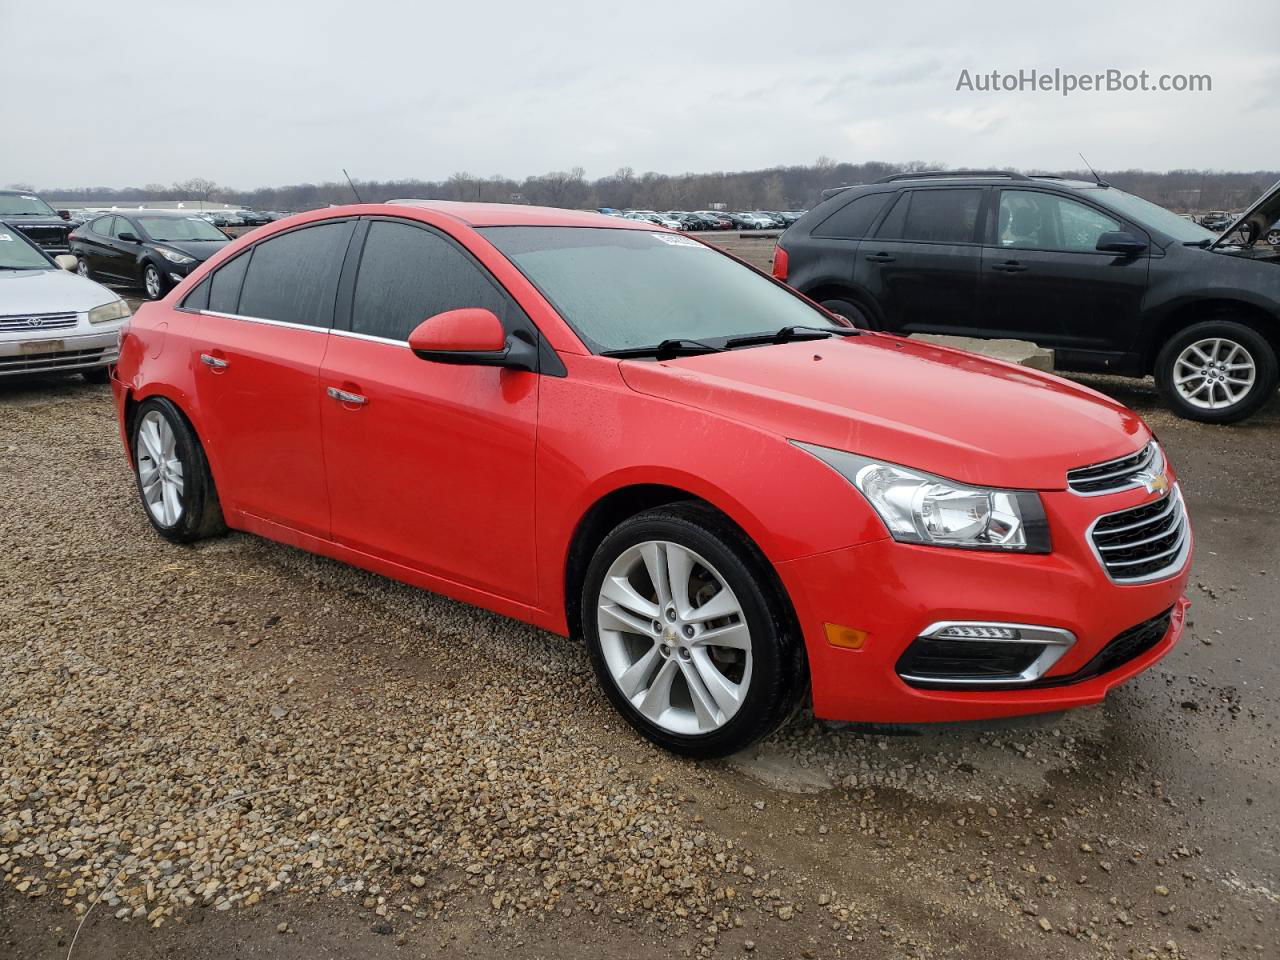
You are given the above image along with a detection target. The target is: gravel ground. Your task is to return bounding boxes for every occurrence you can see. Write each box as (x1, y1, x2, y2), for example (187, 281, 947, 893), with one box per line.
(2, 330, 1278, 959)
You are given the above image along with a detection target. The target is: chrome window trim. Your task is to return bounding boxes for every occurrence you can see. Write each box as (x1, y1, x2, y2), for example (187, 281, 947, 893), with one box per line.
(330, 328, 407, 347)
(200, 310, 328, 334)
(1086, 484, 1191, 585)
(898, 621, 1076, 686)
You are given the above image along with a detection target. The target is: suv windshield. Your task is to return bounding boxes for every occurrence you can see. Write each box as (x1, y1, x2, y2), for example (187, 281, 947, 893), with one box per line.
(138, 216, 228, 241)
(0, 229, 54, 270)
(0, 193, 57, 217)
(483, 226, 835, 353)
(1087, 187, 1216, 244)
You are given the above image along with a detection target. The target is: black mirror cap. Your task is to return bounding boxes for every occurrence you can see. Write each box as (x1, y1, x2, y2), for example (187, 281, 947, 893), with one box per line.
(58, 209, 71, 220)
(1096, 231, 1147, 255)
(117, 231, 140, 243)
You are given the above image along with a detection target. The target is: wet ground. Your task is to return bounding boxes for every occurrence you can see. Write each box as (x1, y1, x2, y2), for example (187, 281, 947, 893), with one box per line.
(1, 293, 1277, 960)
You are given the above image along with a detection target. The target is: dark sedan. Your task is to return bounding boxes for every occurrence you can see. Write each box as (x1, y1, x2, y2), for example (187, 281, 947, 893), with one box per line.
(70, 211, 231, 300)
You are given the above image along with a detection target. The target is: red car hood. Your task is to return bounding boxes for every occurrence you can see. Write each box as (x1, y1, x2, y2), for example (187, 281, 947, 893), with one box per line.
(617, 334, 1152, 490)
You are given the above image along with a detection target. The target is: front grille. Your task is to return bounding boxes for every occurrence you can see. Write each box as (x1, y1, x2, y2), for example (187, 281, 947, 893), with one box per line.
(13, 225, 71, 249)
(0, 312, 78, 332)
(1030, 608, 1174, 687)
(0, 347, 109, 374)
(1067, 442, 1159, 495)
(1089, 488, 1190, 583)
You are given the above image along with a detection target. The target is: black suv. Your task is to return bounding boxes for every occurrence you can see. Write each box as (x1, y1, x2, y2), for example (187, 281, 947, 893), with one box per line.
(0, 188, 74, 254)
(776, 171, 1280, 423)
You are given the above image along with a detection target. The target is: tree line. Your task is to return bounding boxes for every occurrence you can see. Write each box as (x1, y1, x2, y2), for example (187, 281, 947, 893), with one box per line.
(21, 161, 1279, 214)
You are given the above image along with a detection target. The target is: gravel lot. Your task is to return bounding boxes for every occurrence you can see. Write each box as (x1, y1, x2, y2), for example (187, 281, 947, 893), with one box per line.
(1, 280, 1278, 958)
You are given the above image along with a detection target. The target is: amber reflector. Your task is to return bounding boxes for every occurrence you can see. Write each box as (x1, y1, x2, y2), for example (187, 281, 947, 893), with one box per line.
(824, 623, 867, 650)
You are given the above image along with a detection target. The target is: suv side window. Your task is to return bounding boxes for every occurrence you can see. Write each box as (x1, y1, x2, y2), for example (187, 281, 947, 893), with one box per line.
(350, 220, 509, 342)
(207, 253, 250, 314)
(997, 190, 1122, 252)
(237, 221, 355, 329)
(812, 193, 891, 240)
(877, 189, 982, 243)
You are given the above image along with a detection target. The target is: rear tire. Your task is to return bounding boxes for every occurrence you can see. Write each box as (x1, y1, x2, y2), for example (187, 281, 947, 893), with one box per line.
(819, 298, 873, 330)
(131, 397, 227, 543)
(1154, 320, 1278, 424)
(581, 502, 806, 758)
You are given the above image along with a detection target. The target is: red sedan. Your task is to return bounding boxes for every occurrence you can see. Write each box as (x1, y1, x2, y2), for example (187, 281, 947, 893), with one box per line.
(111, 202, 1192, 757)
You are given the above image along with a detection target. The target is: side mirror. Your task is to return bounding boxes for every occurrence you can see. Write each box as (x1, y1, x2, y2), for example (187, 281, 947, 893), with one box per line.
(54, 254, 77, 272)
(117, 231, 140, 243)
(58, 209, 71, 220)
(1096, 231, 1147, 256)
(408, 308, 537, 372)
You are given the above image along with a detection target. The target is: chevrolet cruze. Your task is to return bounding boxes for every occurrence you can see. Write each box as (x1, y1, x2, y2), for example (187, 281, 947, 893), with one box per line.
(111, 202, 1192, 757)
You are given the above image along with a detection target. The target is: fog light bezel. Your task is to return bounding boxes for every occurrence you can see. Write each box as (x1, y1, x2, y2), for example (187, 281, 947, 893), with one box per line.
(897, 621, 1076, 687)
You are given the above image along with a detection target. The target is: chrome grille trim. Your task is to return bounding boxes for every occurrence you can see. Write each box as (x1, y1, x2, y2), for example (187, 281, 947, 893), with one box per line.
(0, 312, 79, 332)
(1067, 442, 1159, 496)
(1087, 486, 1191, 584)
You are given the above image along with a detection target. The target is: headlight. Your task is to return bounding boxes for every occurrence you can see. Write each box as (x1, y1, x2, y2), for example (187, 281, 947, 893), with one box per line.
(795, 442, 1051, 553)
(88, 298, 131, 324)
(155, 246, 195, 265)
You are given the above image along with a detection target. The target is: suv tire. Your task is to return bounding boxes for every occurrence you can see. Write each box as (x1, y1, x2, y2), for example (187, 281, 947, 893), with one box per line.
(581, 503, 807, 758)
(1154, 320, 1278, 424)
(819, 298, 872, 329)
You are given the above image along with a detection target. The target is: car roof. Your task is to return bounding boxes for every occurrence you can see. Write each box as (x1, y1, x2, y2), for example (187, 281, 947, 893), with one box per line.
(387, 200, 653, 229)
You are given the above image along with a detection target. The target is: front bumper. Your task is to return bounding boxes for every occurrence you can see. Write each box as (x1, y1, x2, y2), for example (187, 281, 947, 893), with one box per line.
(0, 329, 120, 376)
(777, 484, 1192, 724)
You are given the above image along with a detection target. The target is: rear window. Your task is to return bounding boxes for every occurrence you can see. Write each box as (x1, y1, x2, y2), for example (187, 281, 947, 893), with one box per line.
(812, 193, 891, 239)
(877, 189, 982, 244)
(237, 221, 354, 328)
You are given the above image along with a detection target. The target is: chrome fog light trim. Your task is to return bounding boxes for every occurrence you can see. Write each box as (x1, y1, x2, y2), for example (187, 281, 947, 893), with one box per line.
(898, 621, 1076, 686)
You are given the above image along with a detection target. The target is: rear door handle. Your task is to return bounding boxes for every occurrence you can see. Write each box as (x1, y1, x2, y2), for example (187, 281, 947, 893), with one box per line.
(199, 353, 228, 369)
(326, 386, 367, 406)
(865, 253, 895, 263)
(991, 261, 1028, 272)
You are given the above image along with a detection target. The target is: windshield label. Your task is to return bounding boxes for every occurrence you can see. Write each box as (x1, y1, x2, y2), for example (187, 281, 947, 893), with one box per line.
(20, 195, 37, 201)
(0, 233, 12, 242)
(649, 232, 704, 248)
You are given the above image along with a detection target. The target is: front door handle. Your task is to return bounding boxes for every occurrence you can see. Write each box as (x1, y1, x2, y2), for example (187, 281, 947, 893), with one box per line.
(865, 252, 895, 263)
(326, 386, 367, 406)
(991, 260, 1028, 272)
(199, 353, 229, 369)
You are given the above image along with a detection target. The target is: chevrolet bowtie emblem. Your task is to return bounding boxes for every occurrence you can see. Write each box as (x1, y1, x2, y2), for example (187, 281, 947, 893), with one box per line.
(1138, 471, 1170, 495)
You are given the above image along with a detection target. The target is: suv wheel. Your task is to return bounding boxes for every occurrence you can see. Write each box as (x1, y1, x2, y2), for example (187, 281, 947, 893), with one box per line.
(1154, 320, 1278, 424)
(1267, 229, 1280, 246)
(131, 398, 227, 542)
(581, 503, 806, 757)
(142, 263, 167, 300)
(819, 298, 872, 330)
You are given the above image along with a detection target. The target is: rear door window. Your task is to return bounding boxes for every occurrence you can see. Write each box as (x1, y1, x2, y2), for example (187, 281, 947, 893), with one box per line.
(90, 216, 116, 237)
(812, 193, 891, 239)
(877, 189, 982, 243)
(207, 253, 250, 314)
(237, 221, 355, 329)
(349, 220, 509, 342)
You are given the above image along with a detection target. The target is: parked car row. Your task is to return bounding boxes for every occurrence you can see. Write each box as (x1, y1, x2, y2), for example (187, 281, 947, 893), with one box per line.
(601, 208, 807, 231)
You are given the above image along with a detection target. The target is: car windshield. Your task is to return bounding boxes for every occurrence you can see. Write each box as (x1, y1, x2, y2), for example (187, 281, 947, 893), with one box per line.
(0, 193, 57, 217)
(138, 216, 228, 241)
(1087, 187, 1217, 244)
(0, 229, 53, 270)
(482, 226, 836, 353)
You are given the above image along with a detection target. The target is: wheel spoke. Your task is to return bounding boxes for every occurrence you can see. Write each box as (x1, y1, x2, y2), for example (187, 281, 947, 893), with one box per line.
(615, 644, 663, 698)
(639, 543, 670, 608)
(678, 658, 722, 730)
(684, 588, 741, 624)
(162, 482, 181, 525)
(693, 621, 751, 650)
(139, 419, 163, 462)
(637, 658, 679, 722)
(664, 543, 694, 618)
(600, 575, 659, 620)
(599, 603, 655, 638)
(689, 648, 743, 717)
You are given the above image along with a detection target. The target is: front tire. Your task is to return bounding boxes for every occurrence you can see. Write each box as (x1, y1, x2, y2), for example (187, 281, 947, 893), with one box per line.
(1154, 320, 1278, 424)
(581, 503, 806, 758)
(142, 263, 167, 301)
(131, 398, 226, 543)
(76, 256, 93, 280)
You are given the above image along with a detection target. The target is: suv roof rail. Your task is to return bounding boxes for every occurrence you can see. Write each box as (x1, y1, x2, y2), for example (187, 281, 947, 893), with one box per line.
(873, 170, 1032, 183)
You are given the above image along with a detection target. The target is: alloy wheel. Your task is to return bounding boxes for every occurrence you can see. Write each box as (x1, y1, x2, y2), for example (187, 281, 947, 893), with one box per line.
(596, 540, 752, 735)
(136, 410, 184, 526)
(145, 266, 162, 299)
(76, 258, 90, 278)
(1173, 337, 1256, 410)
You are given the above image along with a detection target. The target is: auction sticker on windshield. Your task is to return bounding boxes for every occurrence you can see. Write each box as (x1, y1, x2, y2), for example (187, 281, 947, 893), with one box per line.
(649, 233, 705, 247)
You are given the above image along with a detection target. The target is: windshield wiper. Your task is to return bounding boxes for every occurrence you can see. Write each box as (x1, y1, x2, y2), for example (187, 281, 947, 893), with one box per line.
(602, 338, 725, 360)
(723, 324, 858, 349)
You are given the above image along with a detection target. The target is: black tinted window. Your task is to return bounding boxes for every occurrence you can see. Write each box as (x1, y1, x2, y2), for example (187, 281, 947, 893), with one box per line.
(112, 218, 136, 239)
(208, 253, 250, 314)
(238, 221, 355, 328)
(182, 277, 210, 311)
(91, 216, 115, 237)
(880, 189, 981, 243)
(351, 221, 507, 341)
(813, 193, 890, 239)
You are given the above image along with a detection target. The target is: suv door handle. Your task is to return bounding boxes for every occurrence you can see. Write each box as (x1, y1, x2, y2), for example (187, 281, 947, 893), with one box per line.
(199, 353, 229, 370)
(326, 386, 367, 406)
(865, 253, 895, 263)
(991, 260, 1028, 272)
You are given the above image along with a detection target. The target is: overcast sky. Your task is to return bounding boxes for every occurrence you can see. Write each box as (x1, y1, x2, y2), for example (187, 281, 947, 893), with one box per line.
(4, 1, 1277, 189)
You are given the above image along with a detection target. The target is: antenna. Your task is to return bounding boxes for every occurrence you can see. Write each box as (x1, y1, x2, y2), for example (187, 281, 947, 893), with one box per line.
(1078, 153, 1110, 188)
(343, 168, 363, 204)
